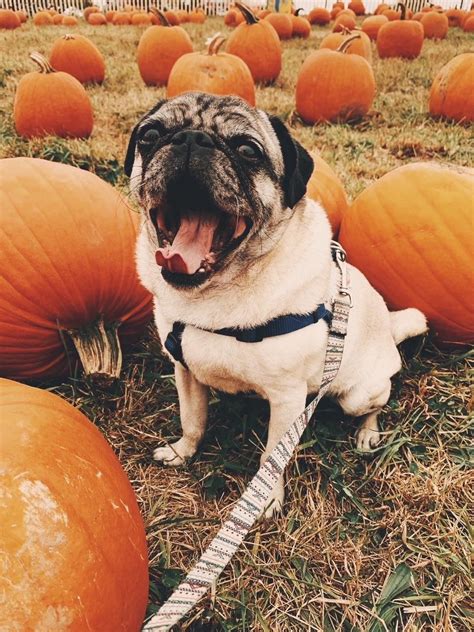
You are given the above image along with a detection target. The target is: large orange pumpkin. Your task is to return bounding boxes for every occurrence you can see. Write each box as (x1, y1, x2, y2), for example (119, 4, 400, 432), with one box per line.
(377, 3, 424, 59)
(429, 53, 474, 123)
(0, 378, 149, 630)
(296, 34, 375, 124)
(226, 2, 282, 84)
(0, 158, 153, 381)
(167, 35, 256, 106)
(137, 9, 193, 86)
(50, 34, 105, 84)
(306, 153, 348, 235)
(14, 52, 93, 139)
(339, 162, 474, 345)
(320, 29, 372, 64)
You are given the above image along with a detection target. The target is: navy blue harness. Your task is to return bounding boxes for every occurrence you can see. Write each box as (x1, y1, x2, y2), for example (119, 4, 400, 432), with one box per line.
(165, 303, 333, 369)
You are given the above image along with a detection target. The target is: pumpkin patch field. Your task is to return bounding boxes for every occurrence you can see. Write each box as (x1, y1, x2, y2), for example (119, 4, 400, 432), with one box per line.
(0, 6, 473, 631)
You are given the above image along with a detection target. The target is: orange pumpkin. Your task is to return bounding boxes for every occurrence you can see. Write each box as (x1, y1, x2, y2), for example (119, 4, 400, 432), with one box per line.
(464, 14, 474, 30)
(188, 9, 206, 23)
(50, 34, 105, 85)
(0, 158, 153, 380)
(333, 13, 357, 31)
(362, 14, 389, 40)
(131, 12, 152, 25)
(137, 9, 193, 86)
(377, 3, 424, 59)
(167, 35, 256, 106)
(348, 0, 365, 15)
(106, 10, 116, 22)
(264, 12, 293, 39)
(164, 9, 180, 25)
(225, 9, 238, 26)
(0, 378, 149, 629)
(112, 11, 132, 25)
(84, 6, 100, 20)
(33, 11, 53, 25)
(291, 11, 311, 38)
(296, 34, 375, 124)
(306, 153, 348, 235)
(15, 9, 28, 23)
(339, 162, 474, 345)
(0, 8, 21, 28)
(420, 11, 448, 38)
(308, 7, 331, 25)
(52, 13, 63, 24)
(88, 12, 107, 25)
(320, 29, 372, 64)
(226, 2, 282, 83)
(445, 8, 465, 26)
(429, 53, 474, 123)
(62, 15, 78, 26)
(14, 53, 93, 139)
(375, 4, 390, 14)
(382, 8, 401, 20)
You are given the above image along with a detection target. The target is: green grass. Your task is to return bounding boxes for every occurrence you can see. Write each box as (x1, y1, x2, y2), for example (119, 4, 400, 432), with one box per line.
(1, 16, 473, 631)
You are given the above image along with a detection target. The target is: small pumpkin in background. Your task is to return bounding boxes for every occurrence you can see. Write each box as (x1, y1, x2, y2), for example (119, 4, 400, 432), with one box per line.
(52, 13, 63, 25)
(88, 12, 107, 25)
(382, 7, 401, 20)
(50, 34, 105, 84)
(225, 9, 238, 26)
(14, 52, 93, 139)
(320, 28, 372, 64)
(296, 34, 375, 124)
(291, 10, 311, 38)
(420, 11, 448, 38)
(188, 9, 206, 23)
(265, 12, 293, 39)
(167, 34, 256, 106)
(106, 10, 115, 22)
(164, 9, 180, 25)
(339, 162, 474, 346)
(84, 6, 100, 21)
(308, 7, 331, 24)
(463, 14, 474, 31)
(375, 3, 390, 14)
(348, 0, 365, 15)
(0, 378, 149, 630)
(112, 12, 131, 25)
(137, 8, 193, 86)
(377, 3, 424, 59)
(131, 12, 152, 25)
(333, 13, 356, 31)
(362, 14, 389, 39)
(15, 10, 28, 23)
(445, 8, 465, 26)
(0, 158, 152, 381)
(226, 2, 282, 84)
(429, 53, 474, 123)
(306, 153, 348, 235)
(33, 11, 53, 25)
(0, 8, 21, 28)
(62, 15, 78, 26)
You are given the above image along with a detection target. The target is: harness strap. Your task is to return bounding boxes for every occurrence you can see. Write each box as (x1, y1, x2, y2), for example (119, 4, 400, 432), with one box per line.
(143, 244, 351, 632)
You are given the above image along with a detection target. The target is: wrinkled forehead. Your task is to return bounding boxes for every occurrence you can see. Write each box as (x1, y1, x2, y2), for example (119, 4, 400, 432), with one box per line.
(139, 92, 284, 173)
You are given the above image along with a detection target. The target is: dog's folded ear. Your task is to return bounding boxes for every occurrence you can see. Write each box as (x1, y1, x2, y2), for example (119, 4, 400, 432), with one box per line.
(269, 116, 314, 209)
(124, 99, 166, 177)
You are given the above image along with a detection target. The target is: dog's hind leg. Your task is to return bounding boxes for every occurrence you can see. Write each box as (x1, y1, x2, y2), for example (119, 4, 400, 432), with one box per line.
(154, 364, 209, 466)
(261, 385, 308, 519)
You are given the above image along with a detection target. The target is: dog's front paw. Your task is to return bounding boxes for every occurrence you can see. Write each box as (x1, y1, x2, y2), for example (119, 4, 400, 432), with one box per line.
(153, 439, 195, 466)
(355, 428, 380, 452)
(262, 479, 285, 519)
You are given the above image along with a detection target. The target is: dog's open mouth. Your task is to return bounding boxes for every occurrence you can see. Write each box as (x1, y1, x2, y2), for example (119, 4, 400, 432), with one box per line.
(151, 204, 252, 279)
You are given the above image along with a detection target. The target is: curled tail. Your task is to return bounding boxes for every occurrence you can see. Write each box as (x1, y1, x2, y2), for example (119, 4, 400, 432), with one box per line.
(390, 308, 428, 345)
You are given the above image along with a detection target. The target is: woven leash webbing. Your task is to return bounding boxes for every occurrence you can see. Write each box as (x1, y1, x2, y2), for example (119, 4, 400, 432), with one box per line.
(143, 246, 351, 632)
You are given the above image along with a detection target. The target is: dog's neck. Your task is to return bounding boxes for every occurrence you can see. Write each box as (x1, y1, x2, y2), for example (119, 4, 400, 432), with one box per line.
(148, 199, 336, 330)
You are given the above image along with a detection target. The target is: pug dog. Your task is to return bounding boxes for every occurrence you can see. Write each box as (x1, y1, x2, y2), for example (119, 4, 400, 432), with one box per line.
(125, 92, 427, 517)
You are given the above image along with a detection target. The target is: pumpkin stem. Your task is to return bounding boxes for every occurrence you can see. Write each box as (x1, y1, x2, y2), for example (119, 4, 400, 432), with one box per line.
(63, 33, 76, 40)
(150, 6, 170, 26)
(337, 33, 361, 53)
(207, 34, 227, 55)
(30, 51, 55, 74)
(235, 2, 259, 24)
(67, 318, 123, 384)
(397, 2, 407, 19)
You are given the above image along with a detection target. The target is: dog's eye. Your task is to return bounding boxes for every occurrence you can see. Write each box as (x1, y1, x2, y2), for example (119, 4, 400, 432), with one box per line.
(236, 141, 262, 161)
(139, 128, 161, 146)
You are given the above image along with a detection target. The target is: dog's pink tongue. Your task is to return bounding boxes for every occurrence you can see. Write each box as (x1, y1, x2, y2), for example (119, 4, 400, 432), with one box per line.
(155, 215, 219, 275)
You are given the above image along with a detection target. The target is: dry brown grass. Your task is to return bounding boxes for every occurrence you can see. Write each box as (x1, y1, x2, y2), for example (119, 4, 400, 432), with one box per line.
(1, 17, 473, 632)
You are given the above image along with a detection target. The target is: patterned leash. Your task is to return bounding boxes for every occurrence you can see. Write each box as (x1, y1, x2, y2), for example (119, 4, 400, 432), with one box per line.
(143, 243, 352, 632)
